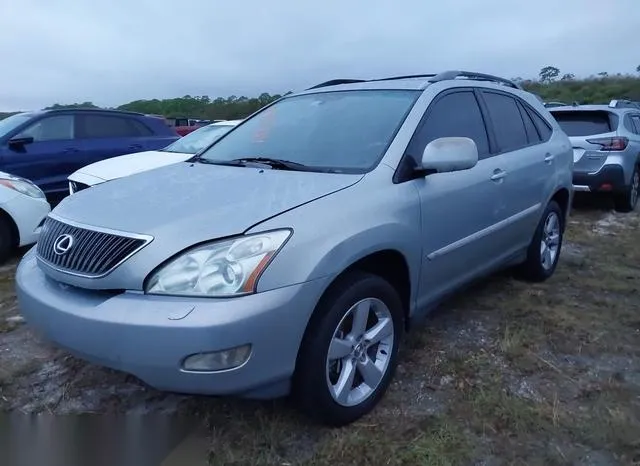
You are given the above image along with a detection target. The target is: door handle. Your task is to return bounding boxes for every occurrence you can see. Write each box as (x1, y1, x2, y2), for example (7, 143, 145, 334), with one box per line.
(544, 153, 555, 164)
(490, 169, 507, 182)
(128, 144, 143, 150)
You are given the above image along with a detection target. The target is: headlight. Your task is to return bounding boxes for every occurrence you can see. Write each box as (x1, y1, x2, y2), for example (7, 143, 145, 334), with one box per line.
(0, 175, 45, 199)
(145, 229, 292, 297)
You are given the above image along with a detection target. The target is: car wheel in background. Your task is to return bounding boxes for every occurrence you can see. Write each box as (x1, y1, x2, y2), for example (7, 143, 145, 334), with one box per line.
(517, 200, 564, 282)
(613, 165, 639, 213)
(0, 215, 16, 263)
(294, 271, 404, 426)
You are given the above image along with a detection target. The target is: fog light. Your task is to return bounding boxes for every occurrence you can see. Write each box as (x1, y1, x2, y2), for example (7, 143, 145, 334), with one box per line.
(182, 344, 251, 372)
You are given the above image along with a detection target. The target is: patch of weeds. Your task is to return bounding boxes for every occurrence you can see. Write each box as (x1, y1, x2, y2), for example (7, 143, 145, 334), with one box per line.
(464, 383, 556, 436)
(399, 417, 473, 466)
(567, 383, 640, 462)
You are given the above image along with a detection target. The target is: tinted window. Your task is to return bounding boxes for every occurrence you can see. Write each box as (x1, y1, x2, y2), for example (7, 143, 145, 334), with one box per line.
(16, 115, 75, 142)
(517, 101, 540, 144)
(407, 91, 489, 158)
(528, 108, 553, 141)
(550, 111, 613, 136)
(482, 92, 528, 152)
(199, 90, 420, 173)
(630, 115, 640, 134)
(78, 114, 149, 138)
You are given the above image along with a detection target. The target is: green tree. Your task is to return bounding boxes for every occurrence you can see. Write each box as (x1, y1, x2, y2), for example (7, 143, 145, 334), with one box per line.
(539, 66, 560, 83)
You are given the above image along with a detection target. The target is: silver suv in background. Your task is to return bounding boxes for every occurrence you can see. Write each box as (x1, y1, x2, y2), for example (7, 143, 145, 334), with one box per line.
(549, 100, 640, 212)
(16, 71, 573, 426)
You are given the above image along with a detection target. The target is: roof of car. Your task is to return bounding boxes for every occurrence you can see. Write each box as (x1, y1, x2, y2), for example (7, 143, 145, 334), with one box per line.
(295, 71, 526, 96)
(209, 119, 242, 126)
(548, 104, 636, 113)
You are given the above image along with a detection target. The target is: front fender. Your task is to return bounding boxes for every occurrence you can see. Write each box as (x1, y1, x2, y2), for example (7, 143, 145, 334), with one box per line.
(249, 169, 422, 306)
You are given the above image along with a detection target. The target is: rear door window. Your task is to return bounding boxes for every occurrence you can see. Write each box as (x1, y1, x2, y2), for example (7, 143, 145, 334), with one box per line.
(516, 102, 540, 144)
(482, 91, 529, 153)
(407, 90, 490, 159)
(77, 114, 149, 138)
(550, 111, 613, 136)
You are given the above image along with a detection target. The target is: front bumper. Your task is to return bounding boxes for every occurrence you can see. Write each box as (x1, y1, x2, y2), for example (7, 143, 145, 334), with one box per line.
(16, 249, 329, 398)
(573, 164, 627, 193)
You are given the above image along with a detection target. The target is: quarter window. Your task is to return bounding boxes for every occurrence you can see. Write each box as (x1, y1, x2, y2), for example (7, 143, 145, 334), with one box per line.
(517, 101, 540, 144)
(16, 115, 75, 142)
(482, 92, 528, 152)
(407, 91, 490, 159)
(630, 115, 640, 134)
(527, 107, 553, 141)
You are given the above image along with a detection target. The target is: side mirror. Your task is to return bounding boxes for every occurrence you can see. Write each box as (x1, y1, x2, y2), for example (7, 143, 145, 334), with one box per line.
(421, 137, 478, 174)
(8, 136, 34, 149)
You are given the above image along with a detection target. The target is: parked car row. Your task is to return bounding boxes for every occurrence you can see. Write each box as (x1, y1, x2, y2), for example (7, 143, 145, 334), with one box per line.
(9, 71, 639, 427)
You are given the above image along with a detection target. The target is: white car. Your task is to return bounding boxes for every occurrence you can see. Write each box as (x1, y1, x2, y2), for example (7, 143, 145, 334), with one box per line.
(68, 120, 242, 194)
(0, 171, 50, 261)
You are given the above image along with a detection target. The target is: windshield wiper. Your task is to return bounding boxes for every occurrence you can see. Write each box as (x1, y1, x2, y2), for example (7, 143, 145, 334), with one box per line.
(227, 157, 316, 171)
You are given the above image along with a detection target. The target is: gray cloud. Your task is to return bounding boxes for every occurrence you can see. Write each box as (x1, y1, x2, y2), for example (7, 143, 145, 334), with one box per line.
(1, 0, 638, 111)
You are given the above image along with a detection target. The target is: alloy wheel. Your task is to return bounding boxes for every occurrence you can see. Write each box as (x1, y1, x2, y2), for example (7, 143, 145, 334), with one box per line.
(325, 298, 394, 407)
(540, 211, 561, 270)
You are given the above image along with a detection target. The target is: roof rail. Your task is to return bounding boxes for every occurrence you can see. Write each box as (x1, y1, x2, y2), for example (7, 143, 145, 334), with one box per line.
(543, 101, 568, 108)
(428, 71, 522, 89)
(306, 79, 367, 90)
(45, 107, 145, 116)
(609, 99, 640, 109)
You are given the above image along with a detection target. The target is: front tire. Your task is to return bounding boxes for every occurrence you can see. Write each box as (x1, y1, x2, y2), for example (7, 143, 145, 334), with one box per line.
(517, 200, 564, 282)
(613, 166, 639, 213)
(293, 271, 404, 427)
(0, 216, 15, 264)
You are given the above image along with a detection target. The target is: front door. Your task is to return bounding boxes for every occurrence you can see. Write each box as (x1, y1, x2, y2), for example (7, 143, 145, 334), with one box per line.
(2, 114, 79, 198)
(405, 89, 507, 310)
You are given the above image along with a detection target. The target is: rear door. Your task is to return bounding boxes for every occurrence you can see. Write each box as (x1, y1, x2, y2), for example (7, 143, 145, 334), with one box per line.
(76, 113, 154, 169)
(407, 89, 507, 305)
(479, 90, 552, 250)
(3, 113, 79, 196)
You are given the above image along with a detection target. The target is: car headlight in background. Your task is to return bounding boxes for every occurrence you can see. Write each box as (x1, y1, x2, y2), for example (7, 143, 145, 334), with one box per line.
(0, 175, 46, 199)
(145, 229, 292, 297)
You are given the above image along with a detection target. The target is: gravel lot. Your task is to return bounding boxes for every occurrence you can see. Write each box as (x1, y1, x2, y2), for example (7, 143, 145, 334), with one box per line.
(1, 198, 639, 465)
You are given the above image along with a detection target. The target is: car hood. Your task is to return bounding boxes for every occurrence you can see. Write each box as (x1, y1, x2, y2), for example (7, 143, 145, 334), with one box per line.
(54, 161, 363, 244)
(70, 150, 192, 183)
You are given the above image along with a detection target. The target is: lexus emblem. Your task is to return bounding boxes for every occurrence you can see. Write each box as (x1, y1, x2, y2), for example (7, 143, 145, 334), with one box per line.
(53, 234, 74, 255)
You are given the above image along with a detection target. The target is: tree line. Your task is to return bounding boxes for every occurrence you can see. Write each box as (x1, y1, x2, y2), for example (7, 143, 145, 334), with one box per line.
(2, 66, 640, 121)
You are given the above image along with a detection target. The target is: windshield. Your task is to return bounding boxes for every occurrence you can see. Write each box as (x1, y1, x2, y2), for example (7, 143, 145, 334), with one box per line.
(197, 90, 420, 173)
(0, 113, 33, 138)
(162, 124, 235, 154)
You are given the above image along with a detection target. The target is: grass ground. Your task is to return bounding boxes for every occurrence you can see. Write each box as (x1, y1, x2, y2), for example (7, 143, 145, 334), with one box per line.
(1, 198, 639, 465)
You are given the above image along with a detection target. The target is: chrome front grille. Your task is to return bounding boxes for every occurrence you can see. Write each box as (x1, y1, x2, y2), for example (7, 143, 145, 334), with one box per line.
(36, 216, 152, 277)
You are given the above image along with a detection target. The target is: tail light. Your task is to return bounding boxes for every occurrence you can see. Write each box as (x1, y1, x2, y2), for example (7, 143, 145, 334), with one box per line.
(586, 136, 628, 151)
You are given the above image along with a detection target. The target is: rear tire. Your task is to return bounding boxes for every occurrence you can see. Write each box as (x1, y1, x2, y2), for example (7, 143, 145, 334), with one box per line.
(517, 200, 564, 282)
(293, 271, 404, 427)
(0, 216, 15, 264)
(613, 166, 639, 213)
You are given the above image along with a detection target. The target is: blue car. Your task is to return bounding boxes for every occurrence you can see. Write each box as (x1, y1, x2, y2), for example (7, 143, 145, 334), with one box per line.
(0, 108, 179, 204)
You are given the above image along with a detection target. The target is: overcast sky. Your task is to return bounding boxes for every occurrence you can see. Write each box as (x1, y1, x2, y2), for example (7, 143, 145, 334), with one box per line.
(0, 0, 638, 111)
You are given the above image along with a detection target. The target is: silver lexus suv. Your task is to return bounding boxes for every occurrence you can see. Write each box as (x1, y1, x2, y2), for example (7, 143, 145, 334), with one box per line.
(16, 71, 573, 426)
(549, 100, 640, 212)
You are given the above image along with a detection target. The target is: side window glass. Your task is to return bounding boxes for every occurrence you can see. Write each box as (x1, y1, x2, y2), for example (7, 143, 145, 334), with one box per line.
(130, 119, 153, 136)
(407, 91, 490, 159)
(78, 115, 143, 138)
(517, 101, 540, 144)
(482, 92, 528, 152)
(16, 115, 75, 142)
(631, 116, 640, 134)
(527, 107, 553, 142)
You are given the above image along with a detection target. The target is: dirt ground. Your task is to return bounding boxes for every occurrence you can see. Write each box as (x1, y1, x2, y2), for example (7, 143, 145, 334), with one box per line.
(1, 197, 639, 465)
